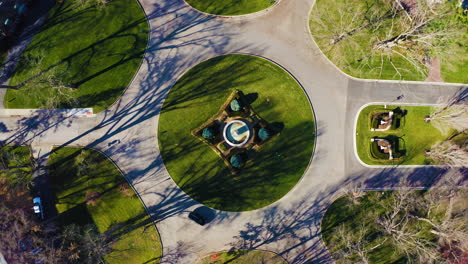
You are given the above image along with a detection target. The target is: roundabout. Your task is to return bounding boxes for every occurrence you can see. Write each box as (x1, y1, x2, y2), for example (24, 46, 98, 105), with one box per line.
(0, 0, 465, 263)
(158, 54, 316, 212)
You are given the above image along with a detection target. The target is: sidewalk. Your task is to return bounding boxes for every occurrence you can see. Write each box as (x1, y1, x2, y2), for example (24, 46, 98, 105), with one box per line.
(0, 108, 96, 117)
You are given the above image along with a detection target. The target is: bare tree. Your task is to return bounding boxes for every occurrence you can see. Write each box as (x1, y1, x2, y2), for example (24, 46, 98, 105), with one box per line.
(375, 190, 441, 262)
(311, 0, 465, 80)
(334, 223, 387, 264)
(0, 51, 78, 109)
(424, 89, 468, 135)
(414, 172, 468, 261)
(426, 139, 468, 166)
(427, 106, 468, 136)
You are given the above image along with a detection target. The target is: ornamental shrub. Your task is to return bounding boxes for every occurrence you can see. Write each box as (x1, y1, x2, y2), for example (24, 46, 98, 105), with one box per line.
(202, 127, 214, 140)
(230, 99, 241, 111)
(230, 154, 243, 168)
(258, 127, 270, 141)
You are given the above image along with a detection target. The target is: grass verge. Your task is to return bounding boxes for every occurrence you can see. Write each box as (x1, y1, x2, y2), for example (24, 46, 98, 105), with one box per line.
(48, 147, 161, 264)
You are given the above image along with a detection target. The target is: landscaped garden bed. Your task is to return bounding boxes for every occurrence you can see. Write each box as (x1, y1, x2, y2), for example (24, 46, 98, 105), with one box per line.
(48, 147, 161, 264)
(310, 0, 467, 83)
(185, 0, 275, 16)
(355, 104, 455, 165)
(158, 54, 315, 211)
(192, 89, 279, 173)
(4, 0, 148, 112)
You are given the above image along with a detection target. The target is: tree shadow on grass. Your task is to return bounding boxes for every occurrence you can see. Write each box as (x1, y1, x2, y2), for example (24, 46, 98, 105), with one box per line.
(173, 121, 316, 211)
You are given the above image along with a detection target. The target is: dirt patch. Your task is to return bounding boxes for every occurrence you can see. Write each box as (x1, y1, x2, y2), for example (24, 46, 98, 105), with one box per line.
(425, 56, 444, 82)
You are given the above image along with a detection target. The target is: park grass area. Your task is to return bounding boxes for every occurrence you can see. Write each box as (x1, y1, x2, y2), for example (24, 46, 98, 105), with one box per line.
(158, 54, 315, 211)
(0, 52, 6, 66)
(197, 250, 286, 264)
(310, 0, 468, 83)
(48, 147, 161, 264)
(322, 191, 429, 264)
(0, 146, 33, 208)
(5, 0, 148, 112)
(355, 104, 452, 165)
(185, 0, 275, 16)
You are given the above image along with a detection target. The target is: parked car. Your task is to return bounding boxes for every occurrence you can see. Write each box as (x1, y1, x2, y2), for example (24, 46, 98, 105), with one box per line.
(188, 211, 206, 226)
(32, 197, 43, 219)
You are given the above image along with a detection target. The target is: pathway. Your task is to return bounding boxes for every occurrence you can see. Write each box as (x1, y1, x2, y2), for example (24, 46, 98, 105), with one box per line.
(0, 0, 466, 263)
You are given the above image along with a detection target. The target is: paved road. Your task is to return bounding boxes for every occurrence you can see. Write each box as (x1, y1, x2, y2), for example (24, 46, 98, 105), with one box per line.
(0, 0, 466, 263)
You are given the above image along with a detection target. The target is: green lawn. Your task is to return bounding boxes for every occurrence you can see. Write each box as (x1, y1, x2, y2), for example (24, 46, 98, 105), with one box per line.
(355, 104, 453, 165)
(310, 0, 468, 83)
(48, 147, 161, 264)
(158, 54, 315, 211)
(0, 52, 6, 66)
(5, 0, 148, 112)
(322, 191, 435, 264)
(0, 146, 33, 187)
(185, 0, 275, 16)
(197, 250, 286, 264)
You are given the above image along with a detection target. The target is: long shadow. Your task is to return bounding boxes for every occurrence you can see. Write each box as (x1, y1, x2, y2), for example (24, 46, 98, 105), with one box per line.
(223, 165, 467, 264)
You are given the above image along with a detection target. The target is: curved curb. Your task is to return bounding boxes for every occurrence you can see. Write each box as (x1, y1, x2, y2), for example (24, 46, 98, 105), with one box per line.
(181, 0, 282, 20)
(352, 102, 467, 169)
(306, 1, 468, 87)
(156, 53, 318, 214)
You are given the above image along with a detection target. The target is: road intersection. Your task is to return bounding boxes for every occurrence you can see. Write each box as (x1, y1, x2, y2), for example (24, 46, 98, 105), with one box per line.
(0, 0, 466, 263)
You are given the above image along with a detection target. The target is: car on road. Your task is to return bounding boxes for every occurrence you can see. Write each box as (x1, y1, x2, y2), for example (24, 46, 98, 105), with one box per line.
(188, 211, 207, 226)
(32, 197, 43, 219)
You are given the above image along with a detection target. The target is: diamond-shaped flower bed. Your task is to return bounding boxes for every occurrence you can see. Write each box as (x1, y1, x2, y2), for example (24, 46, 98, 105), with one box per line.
(192, 90, 278, 173)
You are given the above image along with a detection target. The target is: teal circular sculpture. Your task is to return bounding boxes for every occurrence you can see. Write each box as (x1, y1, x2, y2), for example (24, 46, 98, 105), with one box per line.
(230, 99, 241, 111)
(230, 154, 243, 168)
(202, 127, 215, 140)
(258, 127, 270, 141)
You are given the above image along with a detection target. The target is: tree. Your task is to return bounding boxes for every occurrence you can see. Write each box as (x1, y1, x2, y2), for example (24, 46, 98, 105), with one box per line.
(411, 172, 468, 262)
(426, 139, 468, 166)
(230, 99, 242, 112)
(375, 190, 441, 262)
(230, 154, 243, 168)
(202, 127, 215, 140)
(0, 53, 78, 108)
(425, 89, 468, 135)
(0, 147, 33, 188)
(311, 0, 466, 80)
(258, 128, 271, 141)
(0, 203, 64, 264)
(334, 224, 388, 264)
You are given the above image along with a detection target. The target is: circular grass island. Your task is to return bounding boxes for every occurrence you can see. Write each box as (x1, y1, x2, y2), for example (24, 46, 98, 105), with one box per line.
(184, 0, 276, 16)
(158, 54, 315, 211)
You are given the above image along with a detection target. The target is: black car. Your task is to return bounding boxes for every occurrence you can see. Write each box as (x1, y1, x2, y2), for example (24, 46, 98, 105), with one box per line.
(188, 211, 206, 226)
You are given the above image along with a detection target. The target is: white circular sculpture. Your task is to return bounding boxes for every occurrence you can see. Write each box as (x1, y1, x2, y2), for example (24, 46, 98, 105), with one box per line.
(223, 120, 251, 147)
